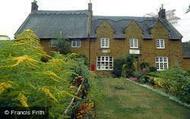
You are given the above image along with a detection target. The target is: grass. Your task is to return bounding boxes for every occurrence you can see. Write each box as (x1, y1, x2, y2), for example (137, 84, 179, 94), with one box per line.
(90, 78, 190, 119)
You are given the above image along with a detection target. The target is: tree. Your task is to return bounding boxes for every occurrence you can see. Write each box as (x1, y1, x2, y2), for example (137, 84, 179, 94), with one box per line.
(56, 34, 71, 54)
(144, 5, 180, 25)
(186, 5, 190, 13)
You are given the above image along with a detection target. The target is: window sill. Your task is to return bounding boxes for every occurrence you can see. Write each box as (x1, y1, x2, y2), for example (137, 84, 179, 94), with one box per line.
(96, 69, 113, 71)
(157, 69, 167, 71)
(71, 47, 81, 48)
(156, 48, 165, 49)
(130, 47, 139, 49)
(101, 47, 110, 49)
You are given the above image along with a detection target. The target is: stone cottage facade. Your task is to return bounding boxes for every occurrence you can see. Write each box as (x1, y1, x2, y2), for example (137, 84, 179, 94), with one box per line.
(15, 1, 190, 72)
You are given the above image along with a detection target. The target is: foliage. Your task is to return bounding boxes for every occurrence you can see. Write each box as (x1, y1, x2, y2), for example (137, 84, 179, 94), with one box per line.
(151, 67, 190, 104)
(132, 71, 143, 79)
(113, 55, 135, 77)
(55, 34, 71, 54)
(149, 66, 157, 72)
(140, 62, 149, 70)
(0, 29, 90, 118)
(112, 58, 125, 77)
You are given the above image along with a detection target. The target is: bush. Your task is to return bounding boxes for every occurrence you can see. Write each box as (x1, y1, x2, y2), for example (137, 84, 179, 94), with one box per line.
(140, 62, 149, 70)
(149, 67, 157, 72)
(113, 55, 135, 77)
(152, 67, 190, 104)
(132, 71, 143, 79)
(112, 58, 126, 77)
(56, 35, 71, 54)
(0, 29, 90, 118)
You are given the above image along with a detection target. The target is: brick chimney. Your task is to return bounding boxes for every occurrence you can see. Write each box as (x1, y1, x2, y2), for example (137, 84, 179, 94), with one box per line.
(31, 0, 38, 12)
(88, 1, 93, 36)
(88, 2, 92, 12)
(158, 4, 166, 19)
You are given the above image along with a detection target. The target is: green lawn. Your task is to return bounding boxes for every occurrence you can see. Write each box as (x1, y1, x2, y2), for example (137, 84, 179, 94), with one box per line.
(90, 78, 190, 119)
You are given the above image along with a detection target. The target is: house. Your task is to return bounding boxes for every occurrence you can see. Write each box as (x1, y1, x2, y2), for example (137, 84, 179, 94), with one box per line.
(182, 42, 190, 70)
(15, 1, 190, 72)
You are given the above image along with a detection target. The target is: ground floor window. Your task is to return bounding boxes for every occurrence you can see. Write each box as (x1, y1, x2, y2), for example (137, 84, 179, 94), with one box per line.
(50, 39, 57, 48)
(71, 40, 81, 48)
(96, 56, 113, 70)
(155, 57, 168, 71)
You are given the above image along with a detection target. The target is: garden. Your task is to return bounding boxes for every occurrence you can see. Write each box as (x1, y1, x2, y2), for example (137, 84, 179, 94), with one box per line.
(113, 54, 190, 105)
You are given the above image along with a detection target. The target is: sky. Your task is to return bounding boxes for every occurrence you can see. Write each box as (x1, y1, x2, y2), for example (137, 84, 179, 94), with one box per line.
(0, 0, 189, 42)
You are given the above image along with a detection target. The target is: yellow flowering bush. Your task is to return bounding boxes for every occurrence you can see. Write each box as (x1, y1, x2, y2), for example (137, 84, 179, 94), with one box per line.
(0, 81, 12, 94)
(0, 29, 90, 118)
(17, 93, 29, 107)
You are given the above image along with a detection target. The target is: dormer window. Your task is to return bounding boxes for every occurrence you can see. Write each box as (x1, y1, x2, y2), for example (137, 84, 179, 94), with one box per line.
(156, 39, 165, 49)
(100, 38, 110, 48)
(129, 38, 138, 48)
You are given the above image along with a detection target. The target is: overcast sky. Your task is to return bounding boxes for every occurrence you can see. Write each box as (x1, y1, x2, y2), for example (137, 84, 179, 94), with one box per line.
(0, 0, 189, 42)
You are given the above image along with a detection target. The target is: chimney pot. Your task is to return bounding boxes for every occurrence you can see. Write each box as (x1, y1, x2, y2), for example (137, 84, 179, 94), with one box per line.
(31, 0, 38, 12)
(88, 2, 92, 12)
(158, 4, 166, 19)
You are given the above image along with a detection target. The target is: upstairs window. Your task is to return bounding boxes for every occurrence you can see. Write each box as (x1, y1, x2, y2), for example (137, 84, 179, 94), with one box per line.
(50, 39, 57, 48)
(129, 38, 138, 48)
(71, 40, 81, 48)
(156, 39, 165, 49)
(100, 38, 110, 48)
(155, 57, 168, 71)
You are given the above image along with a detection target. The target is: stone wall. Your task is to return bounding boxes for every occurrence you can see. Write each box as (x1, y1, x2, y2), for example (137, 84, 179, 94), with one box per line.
(39, 20, 184, 72)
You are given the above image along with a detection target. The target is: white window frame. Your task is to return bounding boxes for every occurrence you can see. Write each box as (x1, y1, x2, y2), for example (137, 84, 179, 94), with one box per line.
(71, 40, 81, 48)
(50, 39, 57, 48)
(100, 38, 110, 48)
(156, 39, 165, 49)
(155, 57, 169, 71)
(129, 38, 138, 48)
(96, 56, 113, 70)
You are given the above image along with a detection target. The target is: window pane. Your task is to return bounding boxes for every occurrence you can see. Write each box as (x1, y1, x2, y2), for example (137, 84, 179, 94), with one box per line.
(155, 57, 159, 62)
(156, 40, 160, 47)
(164, 63, 167, 69)
(160, 63, 163, 69)
(160, 58, 163, 62)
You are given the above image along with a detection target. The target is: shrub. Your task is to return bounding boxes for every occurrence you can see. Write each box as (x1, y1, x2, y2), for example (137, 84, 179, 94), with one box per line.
(149, 67, 157, 72)
(152, 67, 190, 104)
(132, 71, 143, 79)
(0, 29, 90, 118)
(112, 59, 125, 77)
(113, 55, 135, 77)
(140, 62, 149, 70)
(56, 35, 71, 54)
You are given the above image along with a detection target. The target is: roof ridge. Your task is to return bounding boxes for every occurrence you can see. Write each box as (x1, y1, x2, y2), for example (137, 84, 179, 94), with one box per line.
(94, 15, 155, 18)
(33, 10, 89, 15)
(38, 10, 88, 12)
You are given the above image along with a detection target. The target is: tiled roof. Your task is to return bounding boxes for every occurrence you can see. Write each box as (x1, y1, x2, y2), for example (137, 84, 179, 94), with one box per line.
(15, 10, 182, 40)
(182, 42, 190, 58)
(92, 16, 182, 39)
